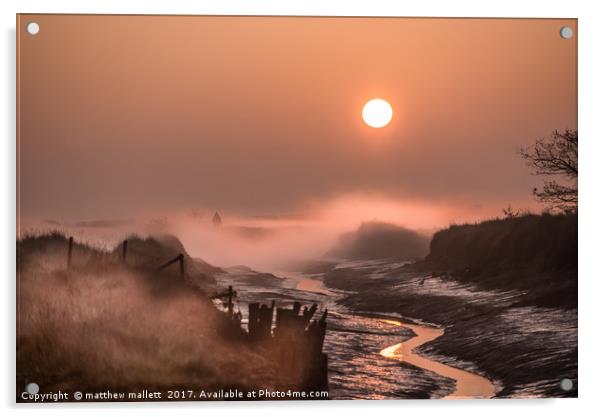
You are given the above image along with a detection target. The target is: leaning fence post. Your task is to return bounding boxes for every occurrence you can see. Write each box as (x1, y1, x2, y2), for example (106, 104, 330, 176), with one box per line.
(67, 236, 73, 268)
(158, 253, 185, 278)
(179, 254, 185, 278)
(122, 240, 128, 262)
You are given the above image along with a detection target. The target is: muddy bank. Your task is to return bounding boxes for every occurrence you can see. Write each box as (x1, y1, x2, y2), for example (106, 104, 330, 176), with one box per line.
(215, 268, 456, 399)
(324, 261, 577, 398)
(413, 213, 577, 309)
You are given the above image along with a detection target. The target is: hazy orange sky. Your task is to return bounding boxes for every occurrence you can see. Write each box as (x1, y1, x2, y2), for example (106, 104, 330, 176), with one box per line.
(18, 15, 577, 232)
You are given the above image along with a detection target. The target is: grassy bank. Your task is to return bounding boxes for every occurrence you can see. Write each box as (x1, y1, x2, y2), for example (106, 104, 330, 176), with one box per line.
(16, 233, 276, 399)
(413, 213, 577, 308)
(324, 213, 578, 398)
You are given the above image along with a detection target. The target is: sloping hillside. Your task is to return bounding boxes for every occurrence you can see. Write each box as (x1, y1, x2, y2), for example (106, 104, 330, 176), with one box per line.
(115, 234, 220, 291)
(16, 232, 273, 397)
(328, 222, 430, 261)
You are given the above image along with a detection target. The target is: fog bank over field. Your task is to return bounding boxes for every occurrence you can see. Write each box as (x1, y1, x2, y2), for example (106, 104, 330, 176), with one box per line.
(18, 194, 510, 271)
(328, 222, 430, 261)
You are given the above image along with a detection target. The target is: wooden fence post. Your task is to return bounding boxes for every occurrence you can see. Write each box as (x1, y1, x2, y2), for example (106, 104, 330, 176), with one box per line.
(67, 236, 73, 268)
(157, 253, 185, 279)
(179, 254, 185, 278)
(227, 285, 234, 318)
(209, 286, 238, 318)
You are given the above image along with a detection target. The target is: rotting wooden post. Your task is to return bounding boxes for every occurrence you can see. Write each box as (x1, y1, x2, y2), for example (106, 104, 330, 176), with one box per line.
(301, 304, 318, 327)
(67, 236, 73, 268)
(227, 285, 234, 318)
(122, 240, 128, 262)
(179, 254, 185, 278)
(248, 303, 259, 338)
(292, 301, 301, 315)
(316, 309, 328, 352)
(270, 300, 275, 331)
(320, 308, 328, 324)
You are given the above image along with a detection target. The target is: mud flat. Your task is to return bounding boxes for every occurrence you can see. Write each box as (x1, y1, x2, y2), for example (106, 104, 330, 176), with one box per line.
(324, 260, 577, 398)
(216, 267, 456, 399)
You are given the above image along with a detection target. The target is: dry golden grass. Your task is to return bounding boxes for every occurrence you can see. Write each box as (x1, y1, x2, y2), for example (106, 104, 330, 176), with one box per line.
(17, 233, 274, 395)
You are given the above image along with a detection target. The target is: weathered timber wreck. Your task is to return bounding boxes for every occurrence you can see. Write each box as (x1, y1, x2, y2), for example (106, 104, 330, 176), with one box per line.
(212, 286, 329, 395)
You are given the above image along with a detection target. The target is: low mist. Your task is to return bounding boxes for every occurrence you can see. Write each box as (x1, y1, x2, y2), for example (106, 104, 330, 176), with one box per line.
(328, 222, 431, 261)
(19, 194, 498, 272)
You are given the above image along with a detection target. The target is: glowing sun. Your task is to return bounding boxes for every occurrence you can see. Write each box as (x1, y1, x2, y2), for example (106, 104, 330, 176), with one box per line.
(362, 98, 393, 128)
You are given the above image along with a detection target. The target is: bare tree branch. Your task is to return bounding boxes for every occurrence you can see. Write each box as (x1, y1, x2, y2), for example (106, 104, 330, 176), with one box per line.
(519, 129, 577, 213)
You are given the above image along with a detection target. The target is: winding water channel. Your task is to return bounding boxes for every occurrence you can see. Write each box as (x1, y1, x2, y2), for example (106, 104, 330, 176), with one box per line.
(379, 319, 495, 399)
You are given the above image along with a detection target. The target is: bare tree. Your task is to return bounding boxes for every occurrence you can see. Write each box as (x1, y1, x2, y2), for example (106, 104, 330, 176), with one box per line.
(519, 129, 577, 213)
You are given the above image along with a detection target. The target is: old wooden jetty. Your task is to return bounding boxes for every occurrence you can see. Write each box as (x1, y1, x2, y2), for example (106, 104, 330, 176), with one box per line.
(212, 288, 329, 393)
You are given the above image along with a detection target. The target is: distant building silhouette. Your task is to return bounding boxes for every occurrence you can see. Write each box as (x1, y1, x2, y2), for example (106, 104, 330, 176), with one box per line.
(212, 212, 222, 227)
